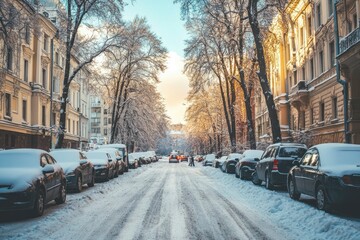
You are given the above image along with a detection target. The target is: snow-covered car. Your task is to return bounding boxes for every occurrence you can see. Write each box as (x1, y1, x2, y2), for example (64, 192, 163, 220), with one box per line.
(128, 153, 139, 169)
(95, 148, 125, 176)
(85, 151, 115, 181)
(221, 153, 243, 173)
(202, 154, 216, 166)
(213, 156, 227, 168)
(98, 144, 128, 172)
(288, 143, 360, 211)
(252, 143, 307, 189)
(50, 149, 95, 192)
(0, 149, 66, 217)
(169, 154, 179, 163)
(235, 150, 264, 179)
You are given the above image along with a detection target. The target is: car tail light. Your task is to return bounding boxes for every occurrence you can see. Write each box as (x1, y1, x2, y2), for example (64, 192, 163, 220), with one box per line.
(272, 159, 279, 170)
(342, 175, 352, 184)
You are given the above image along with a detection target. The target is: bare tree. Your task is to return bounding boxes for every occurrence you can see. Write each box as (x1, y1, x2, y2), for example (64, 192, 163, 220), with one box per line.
(52, 0, 125, 148)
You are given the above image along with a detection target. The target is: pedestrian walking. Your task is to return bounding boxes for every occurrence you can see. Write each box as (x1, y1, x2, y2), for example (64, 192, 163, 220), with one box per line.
(189, 155, 195, 167)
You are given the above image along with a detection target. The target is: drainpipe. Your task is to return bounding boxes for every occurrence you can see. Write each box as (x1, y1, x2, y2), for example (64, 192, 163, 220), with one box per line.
(334, 0, 350, 143)
(50, 37, 54, 150)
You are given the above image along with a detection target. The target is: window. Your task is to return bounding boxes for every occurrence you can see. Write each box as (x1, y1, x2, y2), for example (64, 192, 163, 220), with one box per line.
(25, 25, 30, 44)
(291, 114, 296, 130)
(42, 106, 46, 126)
(301, 153, 312, 165)
(42, 68, 47, 89)
(328, 0, 333, 16)
(104, 117, 107, 125)
(104, 109, 108, 114)
(319, 51, 324, 73)
(307, 16, 312, 36)
(299, 111, 305, 130)
(317, 4, 322, 28)
(108, 118, 112, 124)
(22, 100, 27, 121)
(67, 119, 70, 132)
(300, 27, 304, 46)
(320, 102, 325, 122)
(289, 76, 292, 87)
(24, 59, 29, 82)
(310, 58, 314, 79)
(76, 121, 79, 135)
(61, 56, 65, 68)
(6, 47, 13, 70)
(310, 107, 314, 124)
(54, 77, 60, 93)
(73, 120, 75, 134)
(5, 93, 11, 117)
(52, 113, 56, 126)
(55, 52, 59, 65)
(332, 97, 338, 119)
(302, 67, 306, 81)
(354, 13, 358, 28)
(329, 41, 335, 67)
(43, 33, 49, 51)
(294, 70, 297, 85)
(104, 129, 108, 135)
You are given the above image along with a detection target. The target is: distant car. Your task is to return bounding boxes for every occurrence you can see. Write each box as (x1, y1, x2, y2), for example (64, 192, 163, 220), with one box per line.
(179, 155, 188, 162)
(85, 151, 115, 181)
(202, 154, 216, 166)
(128, 153, 139, 169)
(0, 149, 66, 217)
(252, 143, 307, 190)
(213, 156, 227, 168)
(50, 149, 95, 192)
(235, 150, 264, 179)
(288, 143, 360, 211)
(195, 155, 203, 162)
(95, 148, 125, 176)
(221, 153, 242, 173)
(169, 154, 179, 163)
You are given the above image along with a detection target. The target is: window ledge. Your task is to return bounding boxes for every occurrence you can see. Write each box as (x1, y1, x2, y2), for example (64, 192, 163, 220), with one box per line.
(331, 118, 339, 124)
(4, 115, 12, 121)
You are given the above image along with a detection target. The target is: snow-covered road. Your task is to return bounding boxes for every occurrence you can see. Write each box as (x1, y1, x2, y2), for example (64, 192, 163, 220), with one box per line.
(1, 161, 359, 240)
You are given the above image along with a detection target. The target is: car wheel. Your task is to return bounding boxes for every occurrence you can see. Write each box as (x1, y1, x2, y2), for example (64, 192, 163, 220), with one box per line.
(88, 171, 95, 187)
(265, 172, 274, 190)
(316, 185, 330, 211)
(239, 168, 245, 180)
(76, 175, 82, 193)
(55, 182, 66, 204)
(251, 172, 262, 185)
(32, 189, 45, 217)
(288, 177, 300, 200)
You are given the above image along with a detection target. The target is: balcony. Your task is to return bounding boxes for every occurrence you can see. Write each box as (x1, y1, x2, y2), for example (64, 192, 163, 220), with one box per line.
(339, 27, 360, 55)
(289, 80, 309, 110)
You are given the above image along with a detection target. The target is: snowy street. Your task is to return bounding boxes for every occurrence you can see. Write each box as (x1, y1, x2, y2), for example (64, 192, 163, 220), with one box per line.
(1, 160, 359, 240)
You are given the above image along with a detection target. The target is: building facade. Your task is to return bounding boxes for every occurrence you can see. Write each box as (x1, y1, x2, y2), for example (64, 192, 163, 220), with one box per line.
(0, 0, 91, 150)
(257, 0, 359, 146)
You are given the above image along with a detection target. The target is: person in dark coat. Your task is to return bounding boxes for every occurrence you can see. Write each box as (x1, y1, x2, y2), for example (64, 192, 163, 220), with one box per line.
(189, 155, 195, 167)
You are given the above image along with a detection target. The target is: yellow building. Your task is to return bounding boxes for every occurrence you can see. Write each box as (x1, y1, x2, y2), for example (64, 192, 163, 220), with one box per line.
(258, 0, 359, 146)
(0, 0, 91, 150)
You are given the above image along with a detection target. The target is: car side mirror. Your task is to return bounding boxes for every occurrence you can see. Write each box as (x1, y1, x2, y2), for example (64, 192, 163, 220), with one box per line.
(43, 165, 55, 174)
(292, 160, 300, 167)
(116, 157, 122, 161)
(254, 158, 260, 161)
(80, 160, 87, 165)
(235, 158, 239, 161)
(108, 159, 112, 162)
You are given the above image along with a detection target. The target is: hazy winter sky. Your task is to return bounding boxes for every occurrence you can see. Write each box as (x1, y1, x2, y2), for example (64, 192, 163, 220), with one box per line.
(123, 0, 190, 124)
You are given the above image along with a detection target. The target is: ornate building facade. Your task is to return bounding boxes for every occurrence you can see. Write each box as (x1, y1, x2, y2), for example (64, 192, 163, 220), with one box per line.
(257, 0, 360, 146)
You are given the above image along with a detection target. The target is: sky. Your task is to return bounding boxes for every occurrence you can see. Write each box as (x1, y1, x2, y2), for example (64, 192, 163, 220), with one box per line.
(123, 0, 190, 125)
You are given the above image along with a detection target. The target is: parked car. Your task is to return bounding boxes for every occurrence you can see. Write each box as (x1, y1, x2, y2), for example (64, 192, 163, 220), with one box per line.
(195, 155, 204, 162)
(95, 148, 124, 176)
(128, 153, 139, 169)
(202, 154, 216, 166)
(179, 155, 188, 162)
(0, 149, 66, 217)
(252, 143, 307, 190)
(50, 149, 95, 192)
(287, 143, 360, 211)
(85, 151, 115, 181)
(213, 156, 227, 168)
(169, 154, 179, 163)
(221, 153, 242, 173)
(235, 150, 264, 179)
(98, 144, 128, 172)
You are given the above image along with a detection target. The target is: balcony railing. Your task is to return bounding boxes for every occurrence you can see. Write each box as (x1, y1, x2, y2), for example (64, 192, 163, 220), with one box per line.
(339, 27, 360, 54)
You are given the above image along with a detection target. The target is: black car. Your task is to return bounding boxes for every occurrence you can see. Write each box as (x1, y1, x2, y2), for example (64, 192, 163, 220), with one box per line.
(288, 143, 360, 211)
(235, 150, 264, 179)
(85, 151, 115, 181)
(0, 149, 66, 217)
(252, 143, 307, 189)
(221, 153, 242, 173)
(50, 149, 95, 192)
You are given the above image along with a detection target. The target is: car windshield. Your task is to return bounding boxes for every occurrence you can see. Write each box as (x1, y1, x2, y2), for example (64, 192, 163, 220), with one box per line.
(243, 150, 263, 159)
(86, 151, 107, 159)
(50, 151, 78, 163)
(324, 150, 360, 166)
(0, 152, 39, 168)
(278, 147, 307, 158)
